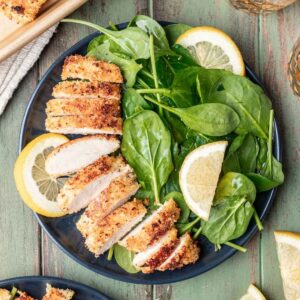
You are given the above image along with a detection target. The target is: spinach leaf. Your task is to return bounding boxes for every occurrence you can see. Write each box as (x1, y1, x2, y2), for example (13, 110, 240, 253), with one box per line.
(87, 34, 107, 52)
(114, 245, 138, 273)
(201, 196, 254, 244)
(122, 88, 152, 118)
(130, 15, 169, 50)
(214, 172, 256, 205)
(163, 191, 190, 223)
(164, 23, 192, 45)
(143, 97, 240, 137)
(62, 19, 150, 60)
(88, 42, 142, 87)
(121, 110, 173, 204)
(164, 111, 187, 143)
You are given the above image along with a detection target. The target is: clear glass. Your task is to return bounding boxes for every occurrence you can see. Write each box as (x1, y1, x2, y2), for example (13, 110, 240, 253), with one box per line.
(288, 38, 300, 98)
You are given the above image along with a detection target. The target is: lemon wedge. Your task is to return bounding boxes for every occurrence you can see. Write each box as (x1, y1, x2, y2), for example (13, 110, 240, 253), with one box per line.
(14, 133, 69, 217)
(274, 231, 300, 300)
(176, 26, 245, 76)
(179, 141, 227, 220)
(240, 284, 266, 300)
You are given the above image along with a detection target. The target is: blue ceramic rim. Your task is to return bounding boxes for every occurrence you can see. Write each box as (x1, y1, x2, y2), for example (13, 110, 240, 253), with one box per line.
(18, 21, 282, 285)
(0, 275, 109, 299)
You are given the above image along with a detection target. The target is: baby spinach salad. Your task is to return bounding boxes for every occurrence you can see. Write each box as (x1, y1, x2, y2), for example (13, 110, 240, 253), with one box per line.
(62, 16, 284, 273)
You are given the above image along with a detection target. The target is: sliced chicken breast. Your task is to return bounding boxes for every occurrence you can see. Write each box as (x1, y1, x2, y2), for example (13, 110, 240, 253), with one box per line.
(46, 98, 120, 117)
(133, 228, 178, 274)
(77, 199, 147, 257)
(81, 171, 140, 222)
(42, 284, 74, 300)
(45, 135, 120, 177)
(119, 199, 180, 252)
(57, 155, 130, 213)
(52, 81, 121, 100)
(61, 55, 123, 83)
(157, 233, 200, 271)
(15, 292, 35, 300)
(45, 115, 122, 135)
(0, 289, 10, 300)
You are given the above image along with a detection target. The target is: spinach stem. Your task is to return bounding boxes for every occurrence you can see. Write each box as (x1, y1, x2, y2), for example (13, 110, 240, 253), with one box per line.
(268, 109, 274, 174)
(163, 56, 175, 75)
(253, 209, 264, 231)
(149, 35, 163, 116)
(107, 246, 114, 261)
(136, 78, 150, 89)
(109, 21, 118, 31)
(193, 226, 203, 239)
(224, 242, 247, 253)
(178, 217, 201, 235)
(136, 88, 170, 94)
(9, 287, 17, 300)
(140, 69, 154, 80)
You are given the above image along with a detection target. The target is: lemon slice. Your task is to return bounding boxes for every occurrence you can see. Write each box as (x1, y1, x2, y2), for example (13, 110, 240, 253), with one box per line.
(14, 133, 69, 217)
(176, 26, 245, 76)
(240, 284, 266, 300)
(274, 231, 300, 300)
(179, 141, 227, 220)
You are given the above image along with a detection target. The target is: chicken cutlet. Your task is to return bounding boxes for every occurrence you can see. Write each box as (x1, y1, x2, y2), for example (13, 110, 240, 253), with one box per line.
(61, 55, 123, 83)
(57, 155, 130, 213)
(52, 81, 121, 101)
(45, 135, 120, 177)
(133, 228, 178, 274)
(0, 0, 47, 24)
(157, 233, 200, 271)
(0, 289, 11, 300)
(78, 171, 139, 227)
(42, 284, 74, 300)
(119, 199, 180, 252)
(45, 114, 122, 135)
(77, 199, 147, 257)
(46, 98, 120, 117)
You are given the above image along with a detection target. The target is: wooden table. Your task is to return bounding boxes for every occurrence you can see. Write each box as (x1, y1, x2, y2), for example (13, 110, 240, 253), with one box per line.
(0, 1, 299, 299)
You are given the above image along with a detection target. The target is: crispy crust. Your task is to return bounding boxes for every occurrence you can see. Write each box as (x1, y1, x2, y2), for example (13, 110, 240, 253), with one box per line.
(77, 199, 147, 257)
(52, 81, 121, 100)
(157, 233, 200, 271)
(15, 291, 35, 300)
(45, 114, 123, 135)
(0, 0, 47, 24)
(119, 199, 180, 252)
(61, 55, 123, 83)
(0, 289, 11, 300)
(42, 284, 74, 300)
(46, 98, 121, 117)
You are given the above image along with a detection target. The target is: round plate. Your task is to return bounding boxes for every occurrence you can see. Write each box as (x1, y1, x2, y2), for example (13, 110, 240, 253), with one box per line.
(19, 22, 282, 284)
(0, 276, 109, 299)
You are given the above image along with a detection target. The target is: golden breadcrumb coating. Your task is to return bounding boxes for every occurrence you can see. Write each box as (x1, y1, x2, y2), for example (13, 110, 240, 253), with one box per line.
(42, 284, 74, 300)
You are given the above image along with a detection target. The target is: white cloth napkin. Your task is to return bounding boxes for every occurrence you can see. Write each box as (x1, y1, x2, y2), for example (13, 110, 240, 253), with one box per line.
(0, 25, 57, 115)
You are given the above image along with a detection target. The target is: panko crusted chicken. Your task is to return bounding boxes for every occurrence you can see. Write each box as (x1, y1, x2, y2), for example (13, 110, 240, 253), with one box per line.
(77, 200, 147, 257)
(80, 171, 140, 222)
(133, 228, 178, 274)
(119, 199, 180, 252)
(61, 55, 123, 83)
(52, 81, 121, 100)
(42, 284, 74, 300)
(45, 135, 120, 177)
(57, 155, 131, 213)
(0, 0, 47, 24)
(0, 289, 35, 300)
(157, 233, 200, 271)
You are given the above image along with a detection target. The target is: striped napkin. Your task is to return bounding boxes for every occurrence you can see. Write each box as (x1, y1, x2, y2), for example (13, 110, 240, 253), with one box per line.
(0, 25, 57, 115)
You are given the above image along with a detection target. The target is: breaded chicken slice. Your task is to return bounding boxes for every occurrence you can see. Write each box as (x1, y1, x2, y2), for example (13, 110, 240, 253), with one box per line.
(46, 98, 120, 118)
(52, 81, 121, 100)
(157, 233, 200, 271)
(133, 228, 178, 274)
(15, 291, 35, 300)
(57, 155, 130, 213)
(119, 199, 180, 252)
(0, 289, 11, 300)
(42, 284, 74, 300)
(45, 114, 122, 135)
(78, 171, 139, 228)
(77, 199, 147, 257)
(45, 135, 120, 177)
(0, 0, 47, 24)
(61, 55, 123, 83)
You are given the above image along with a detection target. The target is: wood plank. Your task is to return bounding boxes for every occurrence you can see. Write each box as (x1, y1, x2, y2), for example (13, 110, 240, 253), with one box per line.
(38, 1, 151, 299)
(0, 66, 40, 279)
(258, 2, 300, 299)
(153, 0, 261, 299)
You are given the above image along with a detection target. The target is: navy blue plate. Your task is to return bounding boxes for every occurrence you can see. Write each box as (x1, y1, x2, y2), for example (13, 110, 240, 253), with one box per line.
(19, 22, 282, 284)
(0, 276, 109, 299)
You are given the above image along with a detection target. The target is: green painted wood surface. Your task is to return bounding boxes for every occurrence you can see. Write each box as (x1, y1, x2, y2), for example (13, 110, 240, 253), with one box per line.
(0, 0, 299, 299)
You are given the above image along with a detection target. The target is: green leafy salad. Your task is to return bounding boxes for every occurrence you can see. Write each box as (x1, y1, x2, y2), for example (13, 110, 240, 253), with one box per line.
(62, 15, 284, 272)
